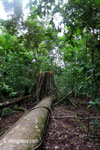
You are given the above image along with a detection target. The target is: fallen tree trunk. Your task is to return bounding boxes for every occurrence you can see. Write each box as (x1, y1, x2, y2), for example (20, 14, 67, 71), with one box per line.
(0, 96, 55, 150)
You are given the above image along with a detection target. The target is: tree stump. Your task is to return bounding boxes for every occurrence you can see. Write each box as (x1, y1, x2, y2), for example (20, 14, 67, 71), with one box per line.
(34, 72, 58, 101)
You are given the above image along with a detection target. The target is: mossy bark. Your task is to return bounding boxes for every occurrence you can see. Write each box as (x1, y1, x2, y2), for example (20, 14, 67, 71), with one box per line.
(0, 96, 54, 150)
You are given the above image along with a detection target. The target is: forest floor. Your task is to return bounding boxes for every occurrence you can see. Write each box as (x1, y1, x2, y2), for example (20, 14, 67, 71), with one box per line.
(0, 97, 100, 150)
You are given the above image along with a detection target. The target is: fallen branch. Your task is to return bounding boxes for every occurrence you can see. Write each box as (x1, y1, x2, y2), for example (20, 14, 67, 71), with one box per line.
(14, 105, 27, 113)
(84, 135, 100, 139)
(54, 74, 93, 105)
(0, 95, 32, 108)
(50, 116, 100, 120)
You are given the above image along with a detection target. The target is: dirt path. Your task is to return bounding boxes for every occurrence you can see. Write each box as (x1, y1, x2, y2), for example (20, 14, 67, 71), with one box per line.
(0, 101, 100, 150)
(42, 105, 100, 150)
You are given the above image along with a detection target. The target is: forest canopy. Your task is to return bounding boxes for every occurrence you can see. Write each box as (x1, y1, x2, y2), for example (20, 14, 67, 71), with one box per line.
(0, 0, 100, 112)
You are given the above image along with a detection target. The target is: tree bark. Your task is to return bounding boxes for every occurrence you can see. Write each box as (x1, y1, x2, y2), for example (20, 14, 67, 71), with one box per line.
(0, 96, 55, 150)
(33, 72, 58, 101)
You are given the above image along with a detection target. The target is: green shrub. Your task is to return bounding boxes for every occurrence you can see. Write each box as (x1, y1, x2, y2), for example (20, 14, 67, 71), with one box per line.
(1, 107, 15, 117)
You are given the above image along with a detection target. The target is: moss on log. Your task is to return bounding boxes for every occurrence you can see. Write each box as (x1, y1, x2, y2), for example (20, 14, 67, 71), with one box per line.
(0, 96, 55, 150)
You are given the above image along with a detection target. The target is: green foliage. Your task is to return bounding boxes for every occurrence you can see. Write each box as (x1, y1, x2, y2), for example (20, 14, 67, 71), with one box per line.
(1, 107, 15, 117)
(90, 118, 100, 135)
(0, 0, 100, 113)
(87, 98, 100, 114)
(91, 119, 100, 127)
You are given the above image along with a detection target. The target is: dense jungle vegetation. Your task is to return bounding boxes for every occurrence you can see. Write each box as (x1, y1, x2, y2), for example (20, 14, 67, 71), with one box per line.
(0, 0, 100, 112)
